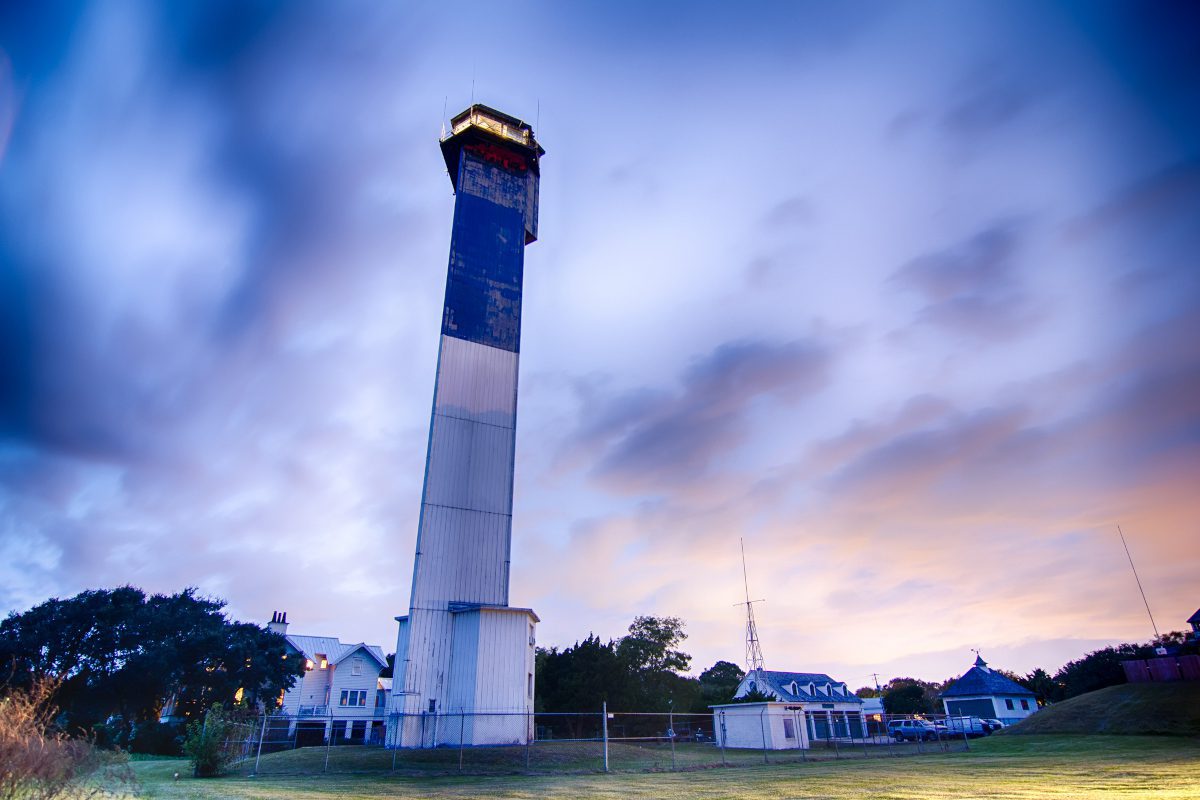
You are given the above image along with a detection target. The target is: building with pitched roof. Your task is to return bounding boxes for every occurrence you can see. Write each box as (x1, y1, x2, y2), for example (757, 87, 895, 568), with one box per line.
(710, 668, 867, 749)
(1187, 608, 1200, 643)
(268, 612, 391, 745)
(940, 654, 1037, 725)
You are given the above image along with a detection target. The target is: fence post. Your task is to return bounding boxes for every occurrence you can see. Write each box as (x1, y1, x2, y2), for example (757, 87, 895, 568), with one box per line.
(458, 709, 466, 771)
(960, 716, 970, 752)
(759, 706, 769, 764)
(668, 703, 676, 771)
(525, 710, 533, 771)
(602, 702, 610, 773)
(718, 710, 726, 767)
(253, 714, 268, 776)
(831, 713, 840, 759)
(324, 712, 333, 774)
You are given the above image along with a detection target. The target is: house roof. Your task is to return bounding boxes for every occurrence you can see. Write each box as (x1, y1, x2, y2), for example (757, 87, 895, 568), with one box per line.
(285, 634, 388, 671)
(747, 670, 863, 705)
(941, 656, 1034, 698)
(1187, 608, 1200, 625)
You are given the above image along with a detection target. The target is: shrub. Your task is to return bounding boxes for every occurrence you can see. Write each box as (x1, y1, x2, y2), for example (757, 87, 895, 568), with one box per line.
(182, 703, 252, 777)
(128, 721, 183, 756)
(0, 677, 134, 800)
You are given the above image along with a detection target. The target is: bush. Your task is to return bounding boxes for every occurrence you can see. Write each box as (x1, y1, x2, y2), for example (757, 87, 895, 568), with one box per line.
(128, 721, 183, 756)
(183, 703, 250, 777)
(0, 677, 134, 800)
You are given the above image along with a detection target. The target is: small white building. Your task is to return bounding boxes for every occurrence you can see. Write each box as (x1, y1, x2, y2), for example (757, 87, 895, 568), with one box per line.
(269, 612, 391, 745)
(940, 654, 1037, 726)
(711, 669, 867, 750)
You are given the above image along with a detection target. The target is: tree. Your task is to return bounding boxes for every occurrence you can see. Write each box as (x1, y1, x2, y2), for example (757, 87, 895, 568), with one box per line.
(616, 616, 692, 711)
(0, 587, 304, 737)
(536, 635, 631, 713)
(617, 616, 691, 675)
(1053, 643, 1144, 699)
(1018, 668, 1062, 705)
(881, 678, 939, 715)
(696, 660, 745, 710)
(535, 616, 698, 714)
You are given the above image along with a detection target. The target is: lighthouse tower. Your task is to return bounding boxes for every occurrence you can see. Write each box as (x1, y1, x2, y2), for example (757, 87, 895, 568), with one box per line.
(389, 106, 544, 747)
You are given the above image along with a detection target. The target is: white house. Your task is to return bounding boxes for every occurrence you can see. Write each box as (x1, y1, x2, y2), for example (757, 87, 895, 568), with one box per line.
(710, 669, 867, 750)
(269, 612, 391, 745)
(940, 654, 1037, 725)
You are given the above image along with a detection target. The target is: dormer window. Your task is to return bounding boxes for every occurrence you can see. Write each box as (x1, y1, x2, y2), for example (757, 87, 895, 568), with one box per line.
(808, 682, 816, 695)
(789, 681, 799, 695)
(316, 654, 328, 670)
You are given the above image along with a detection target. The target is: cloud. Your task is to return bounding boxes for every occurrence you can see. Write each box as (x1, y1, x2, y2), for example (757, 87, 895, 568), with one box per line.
(940, 66, 1036, 142)
(563, 339, 833, 491)
(889, 219, 1037, 339)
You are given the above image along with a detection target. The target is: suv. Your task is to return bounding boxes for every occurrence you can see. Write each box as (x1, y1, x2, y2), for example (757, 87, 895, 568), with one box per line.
(944, 716, 987, 738)
(887, 719, 939, 742)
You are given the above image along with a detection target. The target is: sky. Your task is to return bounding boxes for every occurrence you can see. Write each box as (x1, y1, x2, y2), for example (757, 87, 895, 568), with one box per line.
(1, 0, 1198, 689)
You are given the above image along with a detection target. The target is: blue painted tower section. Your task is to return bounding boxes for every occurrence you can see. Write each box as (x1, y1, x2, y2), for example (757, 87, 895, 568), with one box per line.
(391, 106, 543, 747)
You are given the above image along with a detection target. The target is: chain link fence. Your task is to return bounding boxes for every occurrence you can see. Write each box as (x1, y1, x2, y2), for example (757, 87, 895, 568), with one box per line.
(217, 709, 985, 776)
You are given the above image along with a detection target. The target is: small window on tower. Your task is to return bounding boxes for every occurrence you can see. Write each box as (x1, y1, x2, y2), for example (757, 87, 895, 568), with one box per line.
(528, 673, 533, 698)
(428, 699, 437, 713)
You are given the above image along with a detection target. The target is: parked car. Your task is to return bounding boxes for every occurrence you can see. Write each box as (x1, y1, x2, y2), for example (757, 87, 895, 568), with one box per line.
(980, 718, 1005, 733)
(943, 716, 988, 737)
(887, 719, 939, 742)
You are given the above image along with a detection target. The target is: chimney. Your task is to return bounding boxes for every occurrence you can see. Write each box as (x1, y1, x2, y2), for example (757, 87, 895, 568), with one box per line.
(268, 611, 289, 636)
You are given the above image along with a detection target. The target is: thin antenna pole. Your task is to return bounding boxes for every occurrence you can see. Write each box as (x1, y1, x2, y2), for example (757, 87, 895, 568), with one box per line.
(1118, 525, 1160, 640)
(470, 61, 476, 106)
(741, 538, 752, 608)
(441, 95, 448, 139)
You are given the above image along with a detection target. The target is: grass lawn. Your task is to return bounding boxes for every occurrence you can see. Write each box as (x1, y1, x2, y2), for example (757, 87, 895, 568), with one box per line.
(131, 735, 1200, 799)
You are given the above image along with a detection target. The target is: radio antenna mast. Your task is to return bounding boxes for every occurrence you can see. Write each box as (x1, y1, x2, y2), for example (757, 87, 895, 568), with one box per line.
(735, 538, 766, 674)
(1118, 525, 1160, 641)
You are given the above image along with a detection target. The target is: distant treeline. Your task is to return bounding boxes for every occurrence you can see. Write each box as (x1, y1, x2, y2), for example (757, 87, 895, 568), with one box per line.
(857, 631, 1200, 714)
(535, 615, 745, 714)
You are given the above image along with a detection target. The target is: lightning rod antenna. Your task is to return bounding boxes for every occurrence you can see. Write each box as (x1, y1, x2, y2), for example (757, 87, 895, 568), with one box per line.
(737, 538, 766, 674)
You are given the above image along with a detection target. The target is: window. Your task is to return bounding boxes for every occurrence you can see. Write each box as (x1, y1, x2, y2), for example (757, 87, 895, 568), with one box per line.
(1005, 699, 1014, 710)
(316, 654, 328, 670)
(351, 659, 363, 676)
(783, 718, 795, 739)
(428, 699, 437, 713)
(528, 673, 533, 698)
(1020, 699, 1029, 710)
(339, 690, 367, 707)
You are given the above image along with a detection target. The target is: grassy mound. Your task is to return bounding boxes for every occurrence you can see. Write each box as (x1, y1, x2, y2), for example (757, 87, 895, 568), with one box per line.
(1004, 682, 1200, 736)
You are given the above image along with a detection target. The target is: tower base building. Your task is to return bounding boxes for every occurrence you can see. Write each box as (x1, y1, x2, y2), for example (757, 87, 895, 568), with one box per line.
(388, 106, 544, 747)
